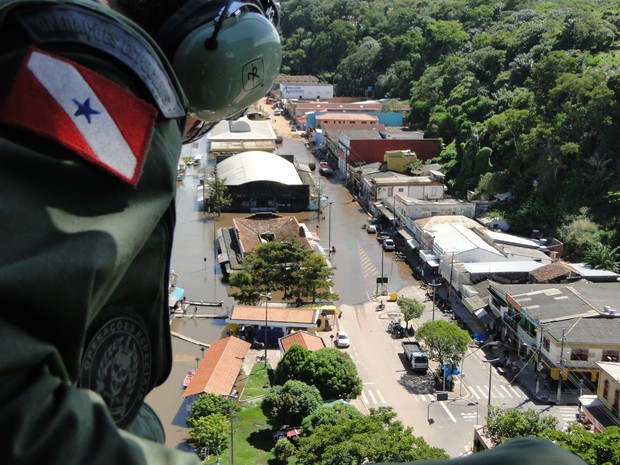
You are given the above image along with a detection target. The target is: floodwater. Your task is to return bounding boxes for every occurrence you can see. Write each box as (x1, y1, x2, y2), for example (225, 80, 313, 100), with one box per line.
(146, 136, 417, 449)
(145, 137, 321, 449)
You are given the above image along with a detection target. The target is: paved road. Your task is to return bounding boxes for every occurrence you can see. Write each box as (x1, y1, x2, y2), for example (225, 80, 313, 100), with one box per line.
(149, 105, 577, 456)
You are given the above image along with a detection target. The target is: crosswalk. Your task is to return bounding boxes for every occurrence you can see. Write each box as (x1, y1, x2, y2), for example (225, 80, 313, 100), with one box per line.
(360, 389, 386, 405)
(556, 406, 579, 428)
(358, 243, 379, 278)
(360, 383, 527, 408)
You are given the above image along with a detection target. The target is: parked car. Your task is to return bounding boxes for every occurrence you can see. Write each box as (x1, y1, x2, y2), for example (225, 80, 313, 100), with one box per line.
(366, 224, 377, 234)
(383, 238, 395, 251)
(319, 161, 333, 177)
(335, 330, 350, 348)
(376, 233, 390, 243)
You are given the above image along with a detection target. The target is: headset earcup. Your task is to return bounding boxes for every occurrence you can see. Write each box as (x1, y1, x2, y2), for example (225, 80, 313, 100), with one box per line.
(171, 12, 281, 122)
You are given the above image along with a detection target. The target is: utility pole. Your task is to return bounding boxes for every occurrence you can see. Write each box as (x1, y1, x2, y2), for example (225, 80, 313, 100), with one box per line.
(557, 330, 565, 404)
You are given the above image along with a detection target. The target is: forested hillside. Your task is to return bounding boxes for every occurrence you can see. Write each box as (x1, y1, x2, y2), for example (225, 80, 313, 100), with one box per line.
(279, 0, 620, 254)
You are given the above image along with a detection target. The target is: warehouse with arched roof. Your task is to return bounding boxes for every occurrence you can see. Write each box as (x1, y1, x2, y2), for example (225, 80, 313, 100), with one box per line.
(215, 151, 310, 212)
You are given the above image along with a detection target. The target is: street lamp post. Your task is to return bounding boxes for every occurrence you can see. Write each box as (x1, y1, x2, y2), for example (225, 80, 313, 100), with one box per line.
(459, 341, 500, 396)
(259, 293, 272, 367)
(483, 358, 500, 406)
(221, 390, 238, 465)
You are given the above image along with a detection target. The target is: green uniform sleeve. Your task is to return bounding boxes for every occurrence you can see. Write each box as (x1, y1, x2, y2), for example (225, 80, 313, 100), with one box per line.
(0, 320, 201, 465)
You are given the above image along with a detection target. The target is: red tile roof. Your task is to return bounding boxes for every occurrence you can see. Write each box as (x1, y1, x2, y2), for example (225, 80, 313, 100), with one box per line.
(280, 331, 326, 352)
(183, 336, 251, 398)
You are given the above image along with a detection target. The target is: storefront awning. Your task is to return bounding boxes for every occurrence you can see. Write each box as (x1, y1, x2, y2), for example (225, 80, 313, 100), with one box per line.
(475, 308, 493, 325)
(420, 249, 439, 264)
(376, 205, 394, 221)
(407, 238, 421, 250)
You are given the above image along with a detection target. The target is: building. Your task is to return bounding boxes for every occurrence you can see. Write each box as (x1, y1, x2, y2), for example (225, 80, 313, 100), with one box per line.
(207, 117, 278, 155)
(215, 151, 310, 212)
(487, 281, 620, 399)
(217, 214, 322, 276)
(279, 331, 326, 353)
(580, 362, 620, 432)
(324, 128, 442, 176)
(273, 74, 334, 100)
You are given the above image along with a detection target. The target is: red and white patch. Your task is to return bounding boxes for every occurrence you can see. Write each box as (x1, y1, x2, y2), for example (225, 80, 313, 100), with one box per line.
(0, 46, 157, 186)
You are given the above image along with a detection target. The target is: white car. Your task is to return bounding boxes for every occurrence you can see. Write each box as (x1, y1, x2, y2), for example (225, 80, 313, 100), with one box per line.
(383, 238, 395, 251)
(335, 330, 350, 348)
(366, 224, 377, 234)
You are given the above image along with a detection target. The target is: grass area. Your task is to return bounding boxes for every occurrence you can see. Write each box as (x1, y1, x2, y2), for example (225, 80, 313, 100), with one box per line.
(240, 363, 272, 400)
(201, 363, 275, 465)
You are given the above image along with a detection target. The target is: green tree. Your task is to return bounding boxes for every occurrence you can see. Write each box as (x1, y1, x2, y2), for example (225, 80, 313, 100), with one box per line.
(205, 177, 232, 215)
(544, 424, 620, 465)
(397, 297, 424, 330)
(300, 403, 362, 436)
(228, 238, 337, 304)
(261, 380, 323, 429)
(273, 344, 310, 386)
(296, 407, 448, 465)
(188, 413, 229, 462)
(415, 320, 470, 365)
(484, 406, 559, 446)
(297, 348, 363, 401)
(557, 209, 607, 260)
(273, 436, 297, 462)
(187, 393, 233, 427)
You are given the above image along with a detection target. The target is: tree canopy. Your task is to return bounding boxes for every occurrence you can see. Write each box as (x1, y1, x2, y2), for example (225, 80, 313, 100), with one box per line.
(186, 393, 233, 428)
(279, 0, 620, 252)
(261, 380, 323, 429)
(484, 406, 559, 446)
(295, 407, 449, 465)
(397, 297, 425, 329)
(415, 320, 471, 364)
(274, 346, 363, 401)
(297, 348, 363, 401)
(228, 238, 338, 304)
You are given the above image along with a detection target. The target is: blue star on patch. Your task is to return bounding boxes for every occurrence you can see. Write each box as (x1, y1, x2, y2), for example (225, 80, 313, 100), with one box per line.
(73, 97, 100, 124)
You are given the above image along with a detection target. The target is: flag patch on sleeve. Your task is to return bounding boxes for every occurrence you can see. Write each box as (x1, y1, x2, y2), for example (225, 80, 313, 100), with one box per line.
(0, 46, 157, 186)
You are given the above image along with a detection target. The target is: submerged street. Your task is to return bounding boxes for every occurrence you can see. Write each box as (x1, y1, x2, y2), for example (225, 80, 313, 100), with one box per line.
(147, 110, 577, 458)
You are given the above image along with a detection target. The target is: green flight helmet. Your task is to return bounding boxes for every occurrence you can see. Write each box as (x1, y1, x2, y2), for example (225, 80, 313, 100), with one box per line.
(170, 2, 281, 122)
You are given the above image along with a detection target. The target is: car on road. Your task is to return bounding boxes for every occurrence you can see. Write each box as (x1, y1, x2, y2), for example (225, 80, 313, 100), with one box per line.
(376, 233, 390, 243)
(366, 224, 377, 234)
(335, 330, 350, 348)
(382, 238, 395, 251)
(319, 161, 333, 177)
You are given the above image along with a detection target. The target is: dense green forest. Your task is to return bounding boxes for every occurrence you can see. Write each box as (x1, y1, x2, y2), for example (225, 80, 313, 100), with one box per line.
(279, 0, 620, 255)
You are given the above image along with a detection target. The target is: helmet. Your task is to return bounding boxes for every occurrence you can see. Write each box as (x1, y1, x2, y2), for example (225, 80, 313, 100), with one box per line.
(156, 0, 281, 122)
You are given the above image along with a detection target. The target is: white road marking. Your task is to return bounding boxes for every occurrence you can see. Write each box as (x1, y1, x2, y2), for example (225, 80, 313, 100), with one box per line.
(367, 390, 377, 404)
(499, 385, 513, 397)
(477, 386, 489, 399)
(376, 390, 386, 403)
(361, 392, 368, 404)
(439, 399, 457, 423)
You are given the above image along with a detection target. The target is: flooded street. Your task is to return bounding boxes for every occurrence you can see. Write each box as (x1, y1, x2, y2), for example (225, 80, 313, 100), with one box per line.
(145, 137, 330, 449)
(146, 131, 418, 450)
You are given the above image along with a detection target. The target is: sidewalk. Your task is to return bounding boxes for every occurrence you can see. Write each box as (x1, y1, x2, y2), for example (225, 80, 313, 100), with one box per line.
(387, 283, 580, 406)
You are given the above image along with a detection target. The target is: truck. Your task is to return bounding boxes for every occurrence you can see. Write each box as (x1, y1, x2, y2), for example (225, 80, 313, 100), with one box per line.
(402, 341, 429, 373)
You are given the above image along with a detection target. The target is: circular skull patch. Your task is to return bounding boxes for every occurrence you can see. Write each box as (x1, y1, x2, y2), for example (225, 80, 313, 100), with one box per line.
(79, 316, 152, 427)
